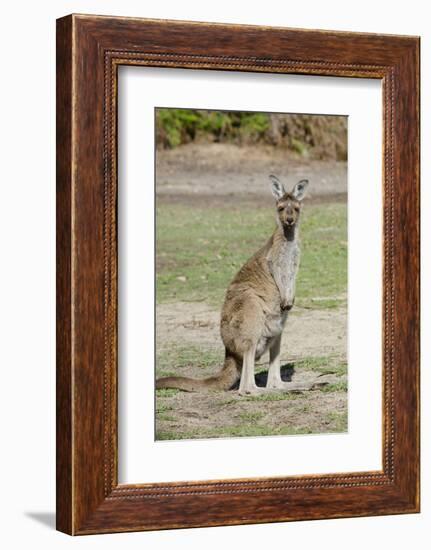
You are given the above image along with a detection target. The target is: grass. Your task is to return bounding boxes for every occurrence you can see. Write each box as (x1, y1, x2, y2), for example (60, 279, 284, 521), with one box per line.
(324, 411, 348, 432)
(155, 388, 180, 398)
(155, 405, 348, 440)
(156, 201, 347, 309)
(321, 380, 348, 393)
(155, 402, 174, 413)
(294, 356, 347, 377)
(156, 425, 316, 441)
(156, 344, 223, 377)
(155, 349, 348, 441)
(238, 411, 265, 422)
(155, 349, 347, 390)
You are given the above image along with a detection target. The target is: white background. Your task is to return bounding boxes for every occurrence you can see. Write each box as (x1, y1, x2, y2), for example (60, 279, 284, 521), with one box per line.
(118, 67, 382, 483)
(0, 1, 428, 548)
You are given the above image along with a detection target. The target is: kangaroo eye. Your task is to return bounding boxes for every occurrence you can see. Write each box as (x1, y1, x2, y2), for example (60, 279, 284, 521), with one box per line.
(278, 206, 284, 212)
(294, 206, 300, 212)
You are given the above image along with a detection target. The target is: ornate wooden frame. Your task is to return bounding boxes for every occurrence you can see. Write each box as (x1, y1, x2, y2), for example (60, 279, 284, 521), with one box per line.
(56, 14, 420, 535)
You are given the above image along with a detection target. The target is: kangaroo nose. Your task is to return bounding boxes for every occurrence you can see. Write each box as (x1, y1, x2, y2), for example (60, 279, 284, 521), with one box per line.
(286, 217, 294, 225)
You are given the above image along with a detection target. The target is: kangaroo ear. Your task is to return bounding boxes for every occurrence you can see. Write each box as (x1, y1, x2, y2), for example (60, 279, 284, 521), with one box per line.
(292, 179, 309, 201)
(269, 175, 286, 200)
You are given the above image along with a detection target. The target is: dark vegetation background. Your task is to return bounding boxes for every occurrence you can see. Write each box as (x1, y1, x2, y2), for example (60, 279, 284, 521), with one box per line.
(156, 109, 348, 160)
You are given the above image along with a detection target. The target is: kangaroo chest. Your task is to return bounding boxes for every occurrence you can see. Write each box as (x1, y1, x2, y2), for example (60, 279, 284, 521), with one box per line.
(261, 239, 299, 342)
(270, 241, 299, 294)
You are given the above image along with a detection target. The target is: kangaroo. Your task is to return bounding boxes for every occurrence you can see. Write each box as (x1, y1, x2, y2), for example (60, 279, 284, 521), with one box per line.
(156, 174, 324, 395)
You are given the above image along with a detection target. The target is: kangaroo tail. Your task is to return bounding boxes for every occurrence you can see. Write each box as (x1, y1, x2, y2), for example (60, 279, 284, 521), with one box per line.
(156, 353, 240, 392)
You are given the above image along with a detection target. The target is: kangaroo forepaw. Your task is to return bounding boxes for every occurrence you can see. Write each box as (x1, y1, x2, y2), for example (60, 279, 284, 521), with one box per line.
(280, 298, 294, 312)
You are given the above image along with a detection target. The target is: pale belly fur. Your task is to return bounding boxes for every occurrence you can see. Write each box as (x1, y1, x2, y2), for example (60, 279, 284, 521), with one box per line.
(255, 310, 289, 359)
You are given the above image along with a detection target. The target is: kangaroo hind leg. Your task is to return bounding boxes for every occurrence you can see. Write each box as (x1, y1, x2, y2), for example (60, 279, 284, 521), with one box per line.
(266, 337, 329, 392)
(266, 334, 283, 389)
(238, 343, 262, 396)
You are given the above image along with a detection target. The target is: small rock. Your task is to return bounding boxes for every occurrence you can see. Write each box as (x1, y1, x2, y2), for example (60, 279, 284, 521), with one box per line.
(176, 276, 187, 282)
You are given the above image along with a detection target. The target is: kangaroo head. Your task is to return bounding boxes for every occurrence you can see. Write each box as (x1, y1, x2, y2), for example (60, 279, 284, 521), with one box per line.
(269, 174, 309, 229)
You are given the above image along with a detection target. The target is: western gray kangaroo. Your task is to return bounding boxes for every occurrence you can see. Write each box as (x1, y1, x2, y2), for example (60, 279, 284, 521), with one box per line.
(156, 174, 325, 395)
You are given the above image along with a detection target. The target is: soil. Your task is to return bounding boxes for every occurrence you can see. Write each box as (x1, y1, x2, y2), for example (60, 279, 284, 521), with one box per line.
(156, 143, 347, 200)
(157, 301, 347, 371)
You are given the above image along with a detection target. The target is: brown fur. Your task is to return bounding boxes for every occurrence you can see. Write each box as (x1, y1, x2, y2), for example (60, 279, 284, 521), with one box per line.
(156, 176, 313, 395)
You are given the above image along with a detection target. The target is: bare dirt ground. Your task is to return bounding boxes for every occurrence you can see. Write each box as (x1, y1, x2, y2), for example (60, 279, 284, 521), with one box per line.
(157, 301, 346, 367)
(155, 143, 348, 440)
(156, 143, 347, 200)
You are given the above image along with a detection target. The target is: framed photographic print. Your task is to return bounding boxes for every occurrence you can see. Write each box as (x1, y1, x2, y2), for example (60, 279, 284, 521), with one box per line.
(56, 14, 420, 535)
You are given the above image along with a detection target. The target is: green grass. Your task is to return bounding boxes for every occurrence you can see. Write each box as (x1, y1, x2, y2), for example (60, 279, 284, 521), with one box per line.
(155, 349, 348, 441)
(157, 413, 177, 422)
(238, 411, 265, 423)
(324, 411, 348, 432)
(294, 356, 347, 377)
(155, 200, 347, 441)
(155, 388, 181, 398)
(156, 344, 222, 377)
(156, 202, 347, 309)
(321, 380, 348, 393)
(156, 402, 174, 413)
(155, 406, 348, 440)
(156, 425, 316, 440)
(155, 349, 346, 392)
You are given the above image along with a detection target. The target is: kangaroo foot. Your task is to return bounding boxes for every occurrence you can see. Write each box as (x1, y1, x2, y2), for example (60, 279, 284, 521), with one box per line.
(238, 385, 266, 397)
(266, 377, 330, 392)
(266, 381, 314, 392)
(309, 373, 336, 389)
